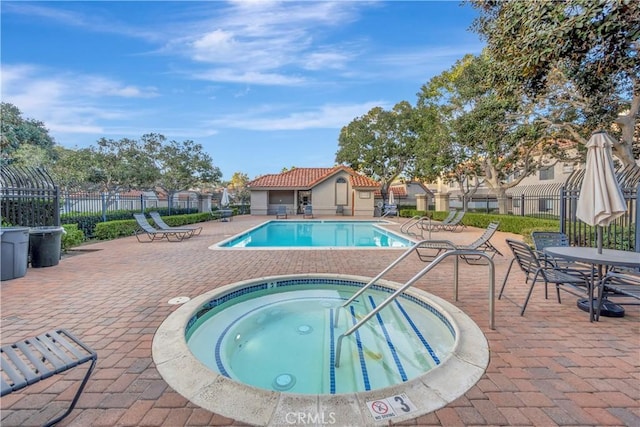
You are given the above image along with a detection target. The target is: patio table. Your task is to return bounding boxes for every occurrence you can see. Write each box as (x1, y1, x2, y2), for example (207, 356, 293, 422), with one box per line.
(543, 246, 640, 321)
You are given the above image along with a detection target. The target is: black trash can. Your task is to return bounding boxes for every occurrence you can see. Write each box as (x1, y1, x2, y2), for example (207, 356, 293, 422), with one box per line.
(1, 227, 30, 281)
(29, 226, 64, 268)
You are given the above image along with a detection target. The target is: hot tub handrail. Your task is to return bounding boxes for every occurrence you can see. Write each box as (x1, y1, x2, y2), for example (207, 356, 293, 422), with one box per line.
(335, 249, 495, 368)
(333, 239, 456, 327)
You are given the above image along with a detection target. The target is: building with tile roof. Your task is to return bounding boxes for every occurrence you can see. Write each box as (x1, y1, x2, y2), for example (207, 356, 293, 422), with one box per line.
(246, 166, 380, 216)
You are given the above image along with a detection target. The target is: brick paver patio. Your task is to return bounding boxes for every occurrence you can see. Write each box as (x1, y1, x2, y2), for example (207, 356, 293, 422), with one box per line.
(1, 215, 638, 426)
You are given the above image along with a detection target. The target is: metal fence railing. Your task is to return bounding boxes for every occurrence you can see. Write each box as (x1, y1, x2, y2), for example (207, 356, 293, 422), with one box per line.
(1, 166, 60, 227)
(561, 166, 639, 252)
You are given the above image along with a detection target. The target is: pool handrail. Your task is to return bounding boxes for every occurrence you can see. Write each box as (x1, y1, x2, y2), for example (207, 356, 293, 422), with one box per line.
(334, 247, 496, 368)
(399, 215, 428, 236)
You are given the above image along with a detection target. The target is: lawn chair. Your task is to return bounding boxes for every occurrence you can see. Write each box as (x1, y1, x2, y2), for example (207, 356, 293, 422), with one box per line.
(276, 206, 288, 219)
(439, 210, 466, 232)
(416, 210, 457, 235)
(415, 221, 502, 265)
(149, 211, 202, 236)
(303, 205, 314, 218)
(499, 239, 592, 318)
(1, 329, 97, 427)
(133, 213, 190, 242)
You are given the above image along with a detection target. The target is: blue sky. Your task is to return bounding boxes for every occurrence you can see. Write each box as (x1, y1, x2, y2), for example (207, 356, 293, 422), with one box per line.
(1, 1, 484, 181)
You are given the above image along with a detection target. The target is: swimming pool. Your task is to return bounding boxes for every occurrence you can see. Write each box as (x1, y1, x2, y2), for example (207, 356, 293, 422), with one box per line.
(153, 274, 489, 426)
(215, 220, 414, 248)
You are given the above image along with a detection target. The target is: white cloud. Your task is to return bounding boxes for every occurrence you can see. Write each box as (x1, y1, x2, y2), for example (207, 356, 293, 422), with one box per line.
(207, 101, 387, 131)
(194, 69, 306, 86)
(1, 64, 159, 137)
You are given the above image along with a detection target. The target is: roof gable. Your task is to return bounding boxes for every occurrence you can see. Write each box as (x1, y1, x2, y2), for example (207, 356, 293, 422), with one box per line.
(247, 166, 379, 189)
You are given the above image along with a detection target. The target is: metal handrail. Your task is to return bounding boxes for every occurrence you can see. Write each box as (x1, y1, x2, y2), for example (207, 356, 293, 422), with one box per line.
(334, 248, 495, 368)
(333, 240, 432, 328)
(399, 215, 425, 235)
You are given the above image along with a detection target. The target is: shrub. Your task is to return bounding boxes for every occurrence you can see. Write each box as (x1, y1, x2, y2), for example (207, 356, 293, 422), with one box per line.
(93, 220, 139, 240)
(61, 224, 85, 251)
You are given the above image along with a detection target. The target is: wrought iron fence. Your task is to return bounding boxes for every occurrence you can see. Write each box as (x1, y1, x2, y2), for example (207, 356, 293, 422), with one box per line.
(561, 165, 639, 252)
(1, 166, 59, 227)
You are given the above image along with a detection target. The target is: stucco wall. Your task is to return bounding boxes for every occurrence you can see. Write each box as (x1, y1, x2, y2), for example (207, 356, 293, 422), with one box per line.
(250, 190, 269, 215)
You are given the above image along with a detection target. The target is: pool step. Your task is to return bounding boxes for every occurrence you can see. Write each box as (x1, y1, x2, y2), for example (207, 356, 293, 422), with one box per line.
(333, 295, 442, 391)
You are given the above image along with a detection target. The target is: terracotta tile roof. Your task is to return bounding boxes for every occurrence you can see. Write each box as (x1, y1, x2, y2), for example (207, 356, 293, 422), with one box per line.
(374, 186, 407, 197)
(247, 166, 379, 189)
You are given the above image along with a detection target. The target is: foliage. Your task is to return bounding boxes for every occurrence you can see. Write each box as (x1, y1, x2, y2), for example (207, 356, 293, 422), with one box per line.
(61, 224, 85, 251)
(153, 135, 222, 199)
(470, 0, 640, 166)
(336, 101, 419, 199)
(230, 172, 251, 205)
(92, 212, 213, 240)
(416, 53, 560, 213)
(93, 219, 140, 240)
(0, 103, 55, 163)
(88, 135, 161, 193)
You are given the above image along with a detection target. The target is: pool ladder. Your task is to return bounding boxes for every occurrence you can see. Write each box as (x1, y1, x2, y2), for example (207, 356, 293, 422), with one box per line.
(334, 242, 496, 368)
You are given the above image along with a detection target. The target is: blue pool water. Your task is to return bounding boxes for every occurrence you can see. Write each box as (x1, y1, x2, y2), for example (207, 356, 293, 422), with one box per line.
(217, 220, 413, 248)
(186, 279, 456, 394)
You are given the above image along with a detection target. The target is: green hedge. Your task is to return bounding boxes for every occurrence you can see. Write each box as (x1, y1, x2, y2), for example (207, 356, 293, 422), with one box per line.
(93, 212, 214, 240)
(61, 207, 198, 238)
(399, 209, 561, 238)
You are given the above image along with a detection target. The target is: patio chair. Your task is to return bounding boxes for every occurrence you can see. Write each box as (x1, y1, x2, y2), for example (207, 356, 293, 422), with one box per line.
(303, 205, 314, 219)
(149, 211, 202, 237)
(416, 210, 457, 235)
(499, 239, 592, 318)
(439, 210, 466, 232)
(1, 329, 97, 427)
(133, 213, 189, 242)
(382, 204, 398, 217)
(415, 221, 502, 265)
(596, 270, 640, 319)
(276, 206, 288, 219)
(336, 205, 344, 216)
(531, 231, 595, 279)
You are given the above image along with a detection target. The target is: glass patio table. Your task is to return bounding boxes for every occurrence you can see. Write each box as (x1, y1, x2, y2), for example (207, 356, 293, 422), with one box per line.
(543, 246, 640, 321)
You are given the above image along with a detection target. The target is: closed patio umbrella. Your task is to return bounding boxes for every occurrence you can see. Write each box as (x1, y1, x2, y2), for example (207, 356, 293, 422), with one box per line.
(388, 189, 395, 206)
(576, 131, 627, 253)
(221, 188, 230, 208)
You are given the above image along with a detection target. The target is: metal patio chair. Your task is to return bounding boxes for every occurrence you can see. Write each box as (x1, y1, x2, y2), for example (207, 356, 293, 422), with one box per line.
(415, 221, 502, 265)
(500, 239, 592, 318)
(149, 211, 202, 237)
(133, 213, 190, 242)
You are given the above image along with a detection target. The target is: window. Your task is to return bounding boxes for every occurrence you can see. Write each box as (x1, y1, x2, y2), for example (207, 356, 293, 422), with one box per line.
(539, 166, 554, 181)
(538, 198, 553, 212)
(335, 177, 348, 205)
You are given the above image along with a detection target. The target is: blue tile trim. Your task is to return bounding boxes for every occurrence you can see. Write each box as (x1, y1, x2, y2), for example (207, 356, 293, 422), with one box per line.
(186, 278, 456, 343)
(329, 308, 336, 395)
(368, 295, 408, 382)
(350, 306, 370, 391)
(393, 299, 441, 365)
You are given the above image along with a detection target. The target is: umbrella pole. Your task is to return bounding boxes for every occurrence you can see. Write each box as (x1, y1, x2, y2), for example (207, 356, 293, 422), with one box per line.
(597, 225, 603, 254)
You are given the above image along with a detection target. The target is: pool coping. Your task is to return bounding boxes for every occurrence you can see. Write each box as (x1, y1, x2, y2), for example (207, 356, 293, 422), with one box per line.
(152, 273, 489, 426)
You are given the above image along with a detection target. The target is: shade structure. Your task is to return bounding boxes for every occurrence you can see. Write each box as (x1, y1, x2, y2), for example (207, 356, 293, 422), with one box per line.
(388, 189, 395, 206)
(576, 131, 627, 252)
(220, 188, 230, 207)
